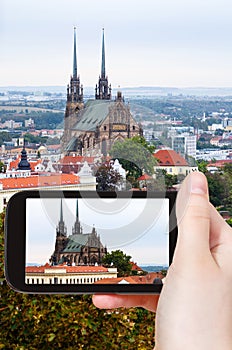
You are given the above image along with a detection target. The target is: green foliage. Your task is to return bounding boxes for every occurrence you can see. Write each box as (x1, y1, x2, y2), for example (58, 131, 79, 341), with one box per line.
(0, 212, 155, 349)
(95, 163, 122, 191)
(24, 132, 48, 145)
(110, 136, 157, 179)
(102, 250, 132, 277)
(197, 160, 208, 174)
(0, 131, 12, 145)
(155, 169, 178, 189)
(198, 168, 232, 214)
(0, 161, 6, 173)
(226, 218, 232, 227)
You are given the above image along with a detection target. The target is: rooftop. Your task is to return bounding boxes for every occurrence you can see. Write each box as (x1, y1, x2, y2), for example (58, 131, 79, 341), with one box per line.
(0, 173, 79, 190)
(26, 263, 109, 273)
(154, 149, 188, 166)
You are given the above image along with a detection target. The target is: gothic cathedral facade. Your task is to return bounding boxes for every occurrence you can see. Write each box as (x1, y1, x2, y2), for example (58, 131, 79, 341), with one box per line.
(62, 28, 143, 157)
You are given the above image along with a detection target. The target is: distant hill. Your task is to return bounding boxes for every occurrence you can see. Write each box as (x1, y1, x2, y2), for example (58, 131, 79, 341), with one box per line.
(140, 265, 168, 273)
(1, 86, 232, 97)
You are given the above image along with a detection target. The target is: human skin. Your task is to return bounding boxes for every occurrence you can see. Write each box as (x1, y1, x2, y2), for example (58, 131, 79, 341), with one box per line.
(93, 172, 232, 350)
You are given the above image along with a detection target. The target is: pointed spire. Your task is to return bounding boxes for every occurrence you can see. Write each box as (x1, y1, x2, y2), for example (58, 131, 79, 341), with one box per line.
(95, 29, 111, 100)
(72, 199, 82, 235)
(76, 198, 79, 218)
(101, 28, 105, 79)
(73, 27, 77, 79)
(60, 199, 64, 223)
(56, 199, 67, 237)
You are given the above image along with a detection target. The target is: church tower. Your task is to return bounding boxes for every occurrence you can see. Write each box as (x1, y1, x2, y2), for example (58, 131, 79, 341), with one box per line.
(72, 199, 83, 235)
(95, 29, 112, 100)
(51, 200, 68, 265)
(62, 27, 84, 150)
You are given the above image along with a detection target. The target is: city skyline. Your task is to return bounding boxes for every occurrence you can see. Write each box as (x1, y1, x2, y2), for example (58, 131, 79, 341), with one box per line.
(1, 0, 232, 88)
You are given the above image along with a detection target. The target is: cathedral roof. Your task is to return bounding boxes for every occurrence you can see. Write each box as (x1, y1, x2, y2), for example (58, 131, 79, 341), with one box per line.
(62, 233, 93, 253)
(72, 99, 114, 132)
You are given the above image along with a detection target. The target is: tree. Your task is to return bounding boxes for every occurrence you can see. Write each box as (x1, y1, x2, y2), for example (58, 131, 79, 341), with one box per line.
(110, 136, 157, 180)
(0, 161, 6, 173)
(95, 163, 122, 191)
(155, 169, 178, 189)
(197, 160, 208, 174)
(102, 250, 132, 277)
(0, 131, 12, 145)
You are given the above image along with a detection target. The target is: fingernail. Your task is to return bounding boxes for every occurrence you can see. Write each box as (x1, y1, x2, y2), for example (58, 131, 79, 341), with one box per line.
(190, 173, 208, 195)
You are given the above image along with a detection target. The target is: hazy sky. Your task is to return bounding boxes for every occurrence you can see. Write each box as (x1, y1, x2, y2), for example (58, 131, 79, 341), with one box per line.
(1, 0, 232, 87)
(26, 197, 169, 266)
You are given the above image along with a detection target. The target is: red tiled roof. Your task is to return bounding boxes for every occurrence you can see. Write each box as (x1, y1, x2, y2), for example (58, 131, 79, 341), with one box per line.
(9, 157, 42, 171)
(0, 174, 80, 190)
(207, 159, 232, 167)
(9, 157, 20, 170)
(137, 174, 152, 181)
(29, 159, 42, 171)
(26, 263, 108, 273)
(59, 156, 95, 164)
(130, 261, 143, 271)
(154, 149, 188, 166)
(94, 272, 164, 284)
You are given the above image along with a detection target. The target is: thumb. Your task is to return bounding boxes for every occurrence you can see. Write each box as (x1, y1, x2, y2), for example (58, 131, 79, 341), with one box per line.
(174, 172, 211, 267)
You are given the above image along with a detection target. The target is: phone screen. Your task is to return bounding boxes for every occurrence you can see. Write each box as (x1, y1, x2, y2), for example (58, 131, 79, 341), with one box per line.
(25, 197, 169, 285)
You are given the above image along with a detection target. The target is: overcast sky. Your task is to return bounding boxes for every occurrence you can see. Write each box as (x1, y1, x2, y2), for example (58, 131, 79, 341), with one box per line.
(1, 0, 232, 88)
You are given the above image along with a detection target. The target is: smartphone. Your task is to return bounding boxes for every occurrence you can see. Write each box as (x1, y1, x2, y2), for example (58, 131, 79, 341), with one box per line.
(5, 190, 177, 294)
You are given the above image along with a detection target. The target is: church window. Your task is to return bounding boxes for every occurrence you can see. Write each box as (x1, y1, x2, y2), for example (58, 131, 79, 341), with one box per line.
(77, 279, 79, 284)
(49, 279, 52, 284)
(66, 279, 68, 284)
(37, 279, 39, 284)
(54, 278, 58, 284)
(87, 278, 89, 283)
(104, 125, 107, 131)
(70, 279, 72, 284)
(41, 279, 44, 284)
(133, 125, 135, 130)
(32, 278, 34, 284)
(60, 279, 62, 284)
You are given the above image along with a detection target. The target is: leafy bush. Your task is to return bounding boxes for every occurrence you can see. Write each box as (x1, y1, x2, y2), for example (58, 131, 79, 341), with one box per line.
(0, 212, 155, 349)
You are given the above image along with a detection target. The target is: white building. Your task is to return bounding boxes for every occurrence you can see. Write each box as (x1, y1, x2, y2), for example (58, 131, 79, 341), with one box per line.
(26, 264, 117, 285)
(172, 134, 197, 159)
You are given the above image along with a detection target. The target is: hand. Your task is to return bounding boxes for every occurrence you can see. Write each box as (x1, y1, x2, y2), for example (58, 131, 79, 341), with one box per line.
(93, 172, 232, 350)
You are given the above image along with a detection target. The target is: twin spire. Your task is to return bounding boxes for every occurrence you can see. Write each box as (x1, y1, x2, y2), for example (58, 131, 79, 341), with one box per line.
(73, 27, 78, 80)
(67, 27, 111, 101)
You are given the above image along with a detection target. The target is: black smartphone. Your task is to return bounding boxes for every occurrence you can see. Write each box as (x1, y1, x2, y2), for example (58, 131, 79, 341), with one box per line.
(5, 190, 177, 294)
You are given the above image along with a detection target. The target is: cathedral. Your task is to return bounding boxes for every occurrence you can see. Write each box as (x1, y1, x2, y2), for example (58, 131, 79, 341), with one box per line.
(62, 28, 143, 156)
(51, 199, 107, 266)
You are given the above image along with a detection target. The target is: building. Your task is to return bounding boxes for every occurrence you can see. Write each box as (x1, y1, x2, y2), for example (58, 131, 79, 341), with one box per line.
(153, 149, 198, 176)
(51, 199, 107, 266)
(62, 28, 142, 157)
(94, 272, 164, 285)
(0, 148, 97, 212)
(26, 263, 117, 285)
(172, 134, 197, 159)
